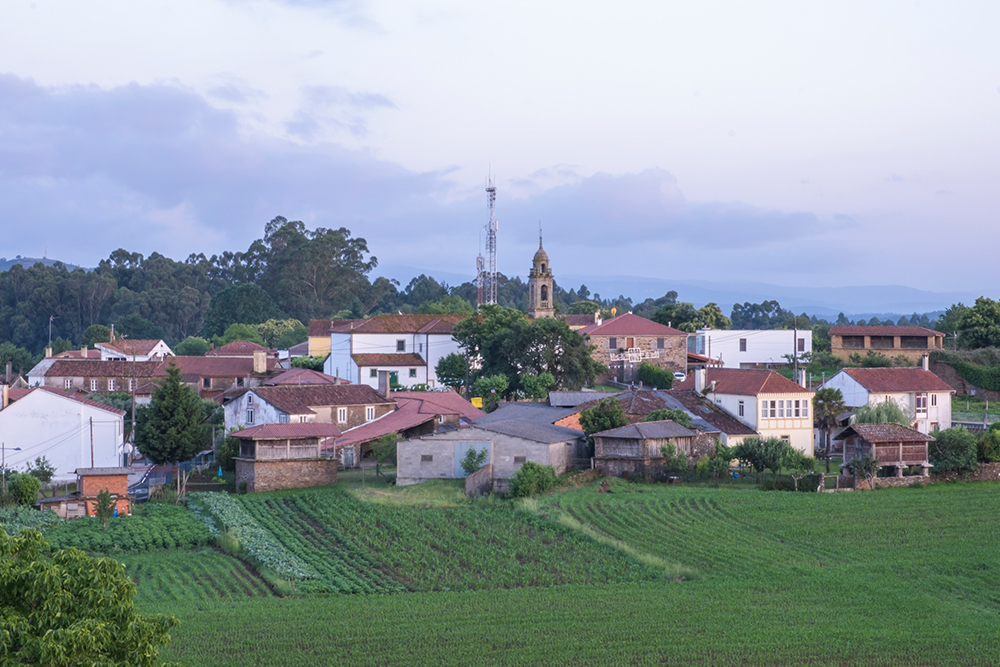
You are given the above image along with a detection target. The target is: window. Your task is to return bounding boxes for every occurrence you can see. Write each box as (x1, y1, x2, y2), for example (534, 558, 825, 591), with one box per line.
(793, 400, 801, 418)
(769, 400, 776, 418)
(409, 368, 417, 378)
(778, 400, 785, 418)
(108, 379, 115, 391)
(370, 369, 378, 378)
(90, 379, 98, 391)
(514, 456, 526, 463)
(739, 338, 747, 352)
(419, 342, 423, 354)
(781, 435, 790, 443)
(798, 337, 806, 352)
(915, 393, 928, 412)
(657, 338, 665, 349)
(246, 409, 254, 424)
(761, 401, 768, 418)
(421, 454, 433, 462)
(64, 378, 73, 390)
(299, 416, 307, 423)
(128, 378, 135, 391)
(396, 340, 405, 352)
(365, 406, 375, 421)
(236, 377, 244, 387)
(540, 284, 549, 301)
(738, 400, 744, 417)
(802, 400, 808, 418)
(248, 394, 254, 404)
(279, 414, 289, 423)
(203, 378, 211, 389)
(337, 407, 347, 423)
(931, 394, 937, 407)
(608, 338, 617, 350)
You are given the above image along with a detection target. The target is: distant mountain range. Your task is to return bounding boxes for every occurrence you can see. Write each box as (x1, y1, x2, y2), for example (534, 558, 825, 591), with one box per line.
(0, 256, 82, 272)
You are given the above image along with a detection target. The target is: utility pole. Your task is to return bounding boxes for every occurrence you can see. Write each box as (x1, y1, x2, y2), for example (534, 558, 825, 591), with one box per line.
(793, 316, 799, 382)
(90, 417, 95, 467)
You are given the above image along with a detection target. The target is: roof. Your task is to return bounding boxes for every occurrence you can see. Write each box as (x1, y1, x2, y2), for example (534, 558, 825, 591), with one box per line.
(76, 467, 132, 476)
(830, 325, 944, 337)
(343, 314, 468, 335)
(230, 423, 342, 440)
(474, 403, 584, 444)
(558, 314, 597, 327)
(592, 420, 696, 440)
(548, 390, 621, 408)
(834, 423, 935, 443)
(351, 353, 426, 367)
(578, 313, 686, 337)
(308, 319, 362, 337)
(7, 388, 33, 402)
(673, 368, 813, 396)
(206, 340, 276, 356)
(664, 389, 758, 436)
(247, 384, 392, 415)
(54, 349, 103, 359)
(265, 368, 344, 385)
(393, 389, 486, 421)
(288, 341, 310, 356)
(96, 339, 166, 356)
(168, 356, 280, 380)
(331, 401, 435, 448)
(42, 359, 164, 378)
(839, 368, 954, 393)
(35, 387, 127, 416)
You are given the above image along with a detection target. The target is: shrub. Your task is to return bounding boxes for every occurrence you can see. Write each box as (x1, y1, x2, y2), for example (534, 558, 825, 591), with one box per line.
(637, 362, 673, 390)
(508, 462, 558, 498)
(460, 446, 489, 475)
(217, 435, 239, 472)
(370, 433, 398, 465)
(579, 397, 627, 439)
(644, 409, 693, 428)
(660, 443, 688, 476)
(6, 472, 41, 505)
(978, 430, 1000, 463)
(930, 426, 978, 474)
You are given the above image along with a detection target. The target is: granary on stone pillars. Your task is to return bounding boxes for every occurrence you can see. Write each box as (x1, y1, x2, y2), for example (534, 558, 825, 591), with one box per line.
(527, 237, 555, 319)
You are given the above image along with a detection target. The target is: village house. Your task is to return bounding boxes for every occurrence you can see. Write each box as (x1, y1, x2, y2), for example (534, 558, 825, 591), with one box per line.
(322, 314, 467, 389)
(673, 367, 815, 455)
(223, 383, 394, 432)
(37, 467, 133, 519)
(169, 353, 281, 401)
(206, 340, 279, 358)
(829, 325, 945, 364)
(95, 338, 173, 362)
(688, 329, 811, 368)
(231, 423, 341, 492)
(578, 313, 687, 384)
(0, 387, 126, 480)
(28, 359, 164, 397)
(820, 360, 953, 434)
(307, 318, 358, 359)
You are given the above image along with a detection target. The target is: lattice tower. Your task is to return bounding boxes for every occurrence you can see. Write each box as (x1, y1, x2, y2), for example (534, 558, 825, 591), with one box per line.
(483, 177, 498, 305)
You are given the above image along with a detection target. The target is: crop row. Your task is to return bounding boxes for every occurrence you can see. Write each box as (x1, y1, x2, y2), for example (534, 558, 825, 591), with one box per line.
(44, 503, 214, 553)
(0, 505, 62, 536)
(121, 548, 273, 604)
(189, 492, 318, 581)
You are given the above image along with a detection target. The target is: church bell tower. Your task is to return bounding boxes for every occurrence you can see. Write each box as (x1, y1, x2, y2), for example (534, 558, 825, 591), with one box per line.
(527, 235, 555, 319)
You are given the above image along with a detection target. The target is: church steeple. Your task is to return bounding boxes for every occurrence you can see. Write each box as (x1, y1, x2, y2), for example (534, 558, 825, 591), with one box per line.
(528, 232, 554, 319)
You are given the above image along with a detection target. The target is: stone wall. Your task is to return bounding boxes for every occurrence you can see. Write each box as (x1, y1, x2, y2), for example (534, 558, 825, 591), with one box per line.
(588, 334, 687, 384)
(235, 457, 338, 492)
(464, 463, 493, 497)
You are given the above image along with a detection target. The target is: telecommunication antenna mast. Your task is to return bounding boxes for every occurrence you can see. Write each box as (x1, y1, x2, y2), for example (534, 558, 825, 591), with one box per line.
(476, 229, 485, 306)
(483, 175, 498, 305)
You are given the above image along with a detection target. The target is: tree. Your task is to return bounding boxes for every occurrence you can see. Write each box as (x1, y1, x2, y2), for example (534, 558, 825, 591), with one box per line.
(135, 362, 207, 502)
(660, 443, 689, 476)
(566, 300, 603, 316)
(174, 335, 211, 356)
(472, 374, 509, 412)
(113, 313, 166, 341)
(784, 449, 817, 492)
(81, 324, 112, 348)
(930, 426, 978, 475)
(435, 353, 467, 390)
(0, 342, 38, 376)
(644, 408, 693, 429)
(520, 372, 555, 401)
(707, 443, 735, 486)
(958, 297, 1000, 349)
(697, 303, 731, 330)
(93, 488, 116, 532)
(853, 400, 911, 427)
(978, 428, 1000, 463)
(734, 436, 790, 483)
(370, 432, 398, 465)
(636, 362, 673, 390)
(257, 318, 307, 348)
(460, 446, 489, 475)
(25, 456, 56, 486)
(813, 388, 846, 473)
(291, 356, 325, 372)
(934, 303, 968, 349)
(0, 528, 178, 666)
(508, 461, 558, 498)
(215, 323, 266, 347)
(420, 295, 475, 315)
(5, 472, 40, 506)
(849, 454, 881, 490)
(579, 397, 628, 440)
(200, 283, 282, 338)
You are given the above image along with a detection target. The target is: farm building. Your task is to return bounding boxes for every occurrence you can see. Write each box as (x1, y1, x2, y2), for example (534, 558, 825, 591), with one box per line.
(835, 422, 935, 479)
(232, 423, 341, 492)
(37, 467, 133, 519)
(592, 420, 719, 478)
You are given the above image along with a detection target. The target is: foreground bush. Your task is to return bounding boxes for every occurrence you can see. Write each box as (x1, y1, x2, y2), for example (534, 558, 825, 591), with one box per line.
(931, 426, 978, 475)
(508, 462, 558, 498)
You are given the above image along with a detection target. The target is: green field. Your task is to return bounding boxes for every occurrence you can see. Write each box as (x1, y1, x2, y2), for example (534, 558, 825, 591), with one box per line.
(135, 480, 1000, 666)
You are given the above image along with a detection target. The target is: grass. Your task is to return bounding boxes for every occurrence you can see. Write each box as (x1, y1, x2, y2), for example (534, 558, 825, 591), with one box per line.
(138, 480, 1000, 665)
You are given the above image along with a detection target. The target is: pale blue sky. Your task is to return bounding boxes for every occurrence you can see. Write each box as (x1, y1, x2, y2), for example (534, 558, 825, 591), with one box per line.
(1, 0, 998, 292)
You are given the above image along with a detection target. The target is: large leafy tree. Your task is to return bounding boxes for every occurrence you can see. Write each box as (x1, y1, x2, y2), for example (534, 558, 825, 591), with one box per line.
(957, 297, 1000, 349)
(0, 529, 178, 666)
(135, 362, 207, 502)
(853, 400, 911, 426)
(579, 397, 628, 440)
(929, 426, 978, 475)
(0, 342, 38, 376)
(813, 388, 847, 472)
(434, 353, 467, 390)
(200, 284, 282, 338)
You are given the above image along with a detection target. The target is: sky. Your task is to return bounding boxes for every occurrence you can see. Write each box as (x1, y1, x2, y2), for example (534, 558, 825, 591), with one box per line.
(1, 0, 999, 299)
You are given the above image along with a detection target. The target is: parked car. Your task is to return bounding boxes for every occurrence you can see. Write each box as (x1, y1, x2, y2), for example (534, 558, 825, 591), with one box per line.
(673, 372, 687, 380)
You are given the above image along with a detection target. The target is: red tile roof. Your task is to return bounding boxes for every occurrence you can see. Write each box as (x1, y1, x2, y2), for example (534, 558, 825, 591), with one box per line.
(247, 384, 392, 415)
(168, 356, 280, 380)
(43, 360, 165, 378)
(206, 340, 276, 356)
(393, 390, 486, 421)
(7, 388, 33, 402)
(53, 349, 103, 359)
(308, 319, 333, 337)
(841, 368, 954, 393)
(559, 314, 598, 327)
(347, 314, 467, 334)
(96, 339, 165, 356)
(830, 325, 944, 337)
(328, 401, 435, 448)
(673, 368, 812, 396)
(32, 387, 127, 415)
(231, 423, 342, 440)
(578, 313, 686, 337)
(265, 368, 346, 385)
(836, 423, 934, 443)
(351, 353, 425, 367)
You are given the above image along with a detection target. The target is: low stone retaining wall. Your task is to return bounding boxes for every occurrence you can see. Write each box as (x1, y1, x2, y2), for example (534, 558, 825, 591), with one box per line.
(464, 463, 493, 497)
(235, 457, 338, 493)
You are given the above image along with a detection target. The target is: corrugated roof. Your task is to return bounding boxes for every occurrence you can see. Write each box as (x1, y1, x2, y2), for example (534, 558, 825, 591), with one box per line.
(835, 423, 935, 443)
(840, 368, 954, 393)
(247, 384, 391, 415)
(578, 313, 686, 337)
(231, 423, 342, 439)
(673, 368, 812, 396)
(474, 402, 584, 444)
(331, 401, 435, 448)
(830, 325, 944, 337)
(593, 420, 696, 440)
(206, 340, 276, 356)
(351, 353, 425, 367)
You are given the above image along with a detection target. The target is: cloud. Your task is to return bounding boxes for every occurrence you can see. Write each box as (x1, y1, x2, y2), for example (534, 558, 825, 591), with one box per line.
(285, 85, 396, 138)
(207, 76, 268, 104)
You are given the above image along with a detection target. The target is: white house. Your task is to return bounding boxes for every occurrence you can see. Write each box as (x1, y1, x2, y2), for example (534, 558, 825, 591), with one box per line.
(820, 361, 953, 434)
(688, 329, 811, 369)
(324, 314, 466, 390)
(674, 367, 815, 455)
(95, 339, 174, 362)
(0, 387, 126, 481)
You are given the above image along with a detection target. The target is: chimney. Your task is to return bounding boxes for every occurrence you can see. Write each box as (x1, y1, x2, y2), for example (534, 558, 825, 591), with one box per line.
(5, 362, 10, 384)
(378, 370, 390, 397)
(45, 346, 53, 358)
(921, 354, 929, 371)
(799, 369, 807, 388)
(695, 367, 707, 394)
(81, 345, 87, 358)
(594, 311, 600, 324)
(2, 384, 8, 410)
(109, 324, 115, 341)
(253, 350, 266, 374)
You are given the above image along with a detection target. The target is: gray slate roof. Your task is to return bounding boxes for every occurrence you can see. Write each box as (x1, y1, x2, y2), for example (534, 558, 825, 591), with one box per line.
(593, 420, 696, 440)
(548, 390, 622, 408)
(473, 402, 584, 444)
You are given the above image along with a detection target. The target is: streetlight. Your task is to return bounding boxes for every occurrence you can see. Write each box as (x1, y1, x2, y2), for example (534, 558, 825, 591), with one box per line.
(1, 443, 22, 505)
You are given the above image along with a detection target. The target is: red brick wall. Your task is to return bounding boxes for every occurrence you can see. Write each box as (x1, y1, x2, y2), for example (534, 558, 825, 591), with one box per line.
(79, 474, 129, 497)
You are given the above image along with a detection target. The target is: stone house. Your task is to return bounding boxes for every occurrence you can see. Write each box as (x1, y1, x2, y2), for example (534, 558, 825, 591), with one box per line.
(592, 420, 718, 478)
(38, 467, 133, 519)
(231, 423, 340, 492)
(578, 313, 687, 384)
(829, 326, 945, 365)
(223, 383, 394, 432)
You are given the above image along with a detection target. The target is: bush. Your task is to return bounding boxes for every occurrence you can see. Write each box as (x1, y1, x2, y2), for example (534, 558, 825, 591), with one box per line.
(370, 433, 398, 465)
(6, 472, 41, 505)
(508, 462, 558, 498)
(637, 362, 674, 389)
(660, 443, 688, 476)
(460, 446, 489, 475)
(930, 426, 978, 474)
(217, 435, 239, 472)
(978, 430, 1000, 463)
